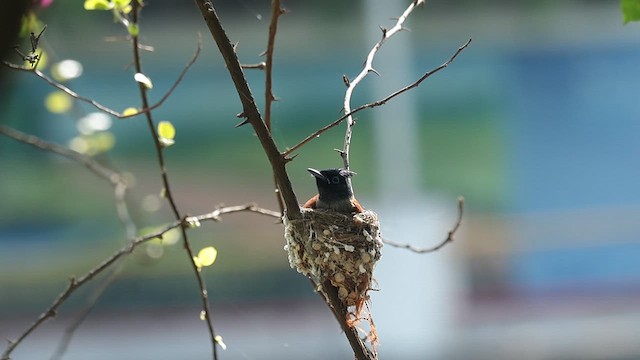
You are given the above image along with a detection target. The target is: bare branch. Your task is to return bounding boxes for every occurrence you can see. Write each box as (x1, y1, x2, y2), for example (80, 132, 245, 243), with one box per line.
(0, 125, 123, 185)
(283, 38, 472, 157)
(2, 37, 201, 120)
(383, 196, 464, 253)
(50, 265, 124, 360)
(241, 61, 266, 70)
(195, 0, 301, 220)
(129, 2, 218, 358)
(0, 203, 277, 360)
(196, 203, 281, 222)
(0, 221, 178, 360)
(265, 0, 287, 217)
(341, 0, 425, 172)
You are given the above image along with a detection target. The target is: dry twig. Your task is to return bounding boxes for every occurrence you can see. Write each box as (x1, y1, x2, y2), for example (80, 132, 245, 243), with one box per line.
(0, 203, 276, 360)
(130, 2, 218, 358)
(2, 37, 200, 120)
(195, 0, 300, 220)
(283, 38, 472, 158)
(382, 196, 464, 253)
(341, 0, 426, 173)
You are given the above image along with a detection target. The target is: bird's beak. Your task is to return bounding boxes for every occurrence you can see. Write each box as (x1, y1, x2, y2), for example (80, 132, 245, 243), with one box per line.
(307, 168, 328, 183)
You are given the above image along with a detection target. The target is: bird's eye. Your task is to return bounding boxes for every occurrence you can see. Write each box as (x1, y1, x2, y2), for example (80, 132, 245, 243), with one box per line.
(332, 176, 340, 184)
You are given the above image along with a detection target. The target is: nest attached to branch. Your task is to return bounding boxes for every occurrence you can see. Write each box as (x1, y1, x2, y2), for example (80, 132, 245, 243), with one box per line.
(283, 208, 382, 321)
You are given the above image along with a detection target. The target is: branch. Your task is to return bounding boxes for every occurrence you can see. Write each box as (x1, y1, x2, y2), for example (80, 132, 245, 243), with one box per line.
(0, 204, 278, 360)
(341, 0, 425, 172)
(0, 125, 122, 184)
(1, 37, 200, 120)
(129, 2, 219, 359)
(0, 221, 179, 360)
(195, 203, 281, 222)
(283, 38, 472, 157)
(194, 0, 301, 220)
(50, 265, 124, 360)
(318, 280, 376, 360)
(265, 0, 286, 216)
(383, 196, 464, 253)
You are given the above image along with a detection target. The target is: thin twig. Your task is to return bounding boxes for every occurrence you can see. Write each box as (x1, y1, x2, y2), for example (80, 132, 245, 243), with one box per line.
(2, 38, 200, 120)
(50, 266, 124, 360)
(341, 0, 425, 173)
(283, 38, 472, 157)
(265, 0, 286, 216)
(0, 125, 123, 185)
(241, 62, 266, 70)
(195, 203, 281, 222)
(195, 0, 301, 220)
(0, 203, 278, 360)
(383, 196, 464, 253)
(0, 222, 178, 360)
(130, 2, 218, 359)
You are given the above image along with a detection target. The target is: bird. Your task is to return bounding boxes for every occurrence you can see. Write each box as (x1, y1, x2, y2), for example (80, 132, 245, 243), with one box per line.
(303, 168, 364, 214)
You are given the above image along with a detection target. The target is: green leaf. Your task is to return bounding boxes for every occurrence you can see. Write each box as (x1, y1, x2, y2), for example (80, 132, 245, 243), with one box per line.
(113, 0, 132, 13)
(122, 107, 138, 117)
(196, 246, 218, 268)
(622, 0, 640, 23)
(127, 23, 139, 37)
(84, 0, 113, 10)
(157, 121, 175, 147)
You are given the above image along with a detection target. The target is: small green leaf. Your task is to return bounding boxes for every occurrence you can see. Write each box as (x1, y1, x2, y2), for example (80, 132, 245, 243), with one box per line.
(134, 72, 153, 89)
(113, 0, 131, 11)
(128, 23, 139, 37)
(122, 107, 138, 117)
(622, 0, 640, 23)
(196, 246, 218, 268)
(157, 121, 175, 147)
(84, 0, 113, 10)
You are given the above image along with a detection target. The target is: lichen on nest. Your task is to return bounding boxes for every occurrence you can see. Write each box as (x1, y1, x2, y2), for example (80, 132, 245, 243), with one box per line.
(283, 207, 382, 318)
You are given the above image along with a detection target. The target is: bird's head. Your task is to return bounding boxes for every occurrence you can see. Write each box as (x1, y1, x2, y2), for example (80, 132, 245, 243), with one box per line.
(307, 168, 355, 202)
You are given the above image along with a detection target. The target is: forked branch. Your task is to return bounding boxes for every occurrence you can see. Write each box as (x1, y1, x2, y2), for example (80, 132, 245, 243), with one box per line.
(341, 0, 427, 172)
(283, 38, 472, 158)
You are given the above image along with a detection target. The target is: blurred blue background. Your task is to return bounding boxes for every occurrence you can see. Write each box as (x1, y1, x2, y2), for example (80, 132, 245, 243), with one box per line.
(2, 1, 640, 359)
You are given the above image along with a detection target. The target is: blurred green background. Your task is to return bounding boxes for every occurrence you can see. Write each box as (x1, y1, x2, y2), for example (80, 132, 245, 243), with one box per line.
(2, 1, 640, 359)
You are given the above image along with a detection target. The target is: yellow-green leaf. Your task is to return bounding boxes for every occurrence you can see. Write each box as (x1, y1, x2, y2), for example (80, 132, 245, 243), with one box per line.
(157, 121, 175, 147)
(128, 23, 139, 37)
(44, 91, 73, 113)
(196, 246, 218, 267)
(122, 107, 138, 117)
(134, 72, 153, 89)
(84, 0, 113, 10)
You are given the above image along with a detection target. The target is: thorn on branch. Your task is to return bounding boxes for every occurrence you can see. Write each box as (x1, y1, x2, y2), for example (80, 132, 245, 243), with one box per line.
(342, 74, 350, 87)
(368, 68, 381, 77)
(379, 26, 387, 39)
(235, 119, 250, 128)
(283, 153, 299, 164)
(241, 62, 266, 70)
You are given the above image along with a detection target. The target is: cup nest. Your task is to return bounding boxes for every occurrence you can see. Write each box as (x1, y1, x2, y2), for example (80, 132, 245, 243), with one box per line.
(283, 208, 382, 315)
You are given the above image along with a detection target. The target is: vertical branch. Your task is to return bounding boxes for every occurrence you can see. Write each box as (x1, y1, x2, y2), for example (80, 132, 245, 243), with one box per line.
(195, 0, 301, 220)
(265, 0, 286, 215)
(341, 0, 425, 171)
(130, 2, 219, 359)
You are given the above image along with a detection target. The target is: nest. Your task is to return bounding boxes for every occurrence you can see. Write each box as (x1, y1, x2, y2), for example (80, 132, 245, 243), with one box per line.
(283, 208, 382, 319)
